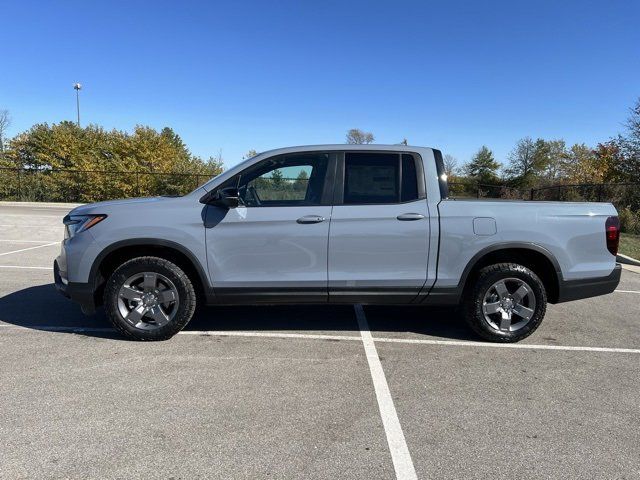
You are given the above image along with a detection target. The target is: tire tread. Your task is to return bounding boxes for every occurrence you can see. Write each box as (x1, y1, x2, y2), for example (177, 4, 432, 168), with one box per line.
(103, 256, 196, 341)
(463, 262, 547, 343)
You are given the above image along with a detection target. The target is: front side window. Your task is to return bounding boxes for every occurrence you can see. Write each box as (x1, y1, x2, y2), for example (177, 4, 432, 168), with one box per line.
(343, 152, 420, 204)
(237, 153, 328, 207)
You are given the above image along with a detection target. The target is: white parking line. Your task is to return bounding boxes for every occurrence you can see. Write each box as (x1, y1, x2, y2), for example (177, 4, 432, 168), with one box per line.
(0, 242, 58, 257)
(182, 330, 362, 341)
(1, 324, 639, 354)
(0, 265, 54, 270)
(0, 214, 62, 218)
(355, 305, 418, 480)
(615, 289, 640, 294)
(0, 224, 48, 228)
(0, 325, 114, 333)
(196, 331, 640, 354)
(0, 239, 60, 243)
(0, 201, 80, 209)
(374, 337, 640, 354)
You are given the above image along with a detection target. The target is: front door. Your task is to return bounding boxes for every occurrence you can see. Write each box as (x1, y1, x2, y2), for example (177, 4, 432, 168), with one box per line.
(205, 152, 335, 302)
(328, 151, 430, 303)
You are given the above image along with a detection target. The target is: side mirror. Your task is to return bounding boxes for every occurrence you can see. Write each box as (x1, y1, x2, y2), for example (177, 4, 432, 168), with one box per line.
(199, 187, 240, 208)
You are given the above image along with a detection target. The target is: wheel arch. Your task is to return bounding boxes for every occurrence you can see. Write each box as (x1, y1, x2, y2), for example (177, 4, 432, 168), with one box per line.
(89, 239, 211, 307)
(459, 243, 562, 303)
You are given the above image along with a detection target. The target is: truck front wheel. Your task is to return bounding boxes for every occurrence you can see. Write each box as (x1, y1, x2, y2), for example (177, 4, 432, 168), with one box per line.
(463, 263, 547, 342)
(104, 256, 197, 341)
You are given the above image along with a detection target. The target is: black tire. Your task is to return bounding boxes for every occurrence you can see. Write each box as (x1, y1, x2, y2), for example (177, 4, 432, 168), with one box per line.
(104, 256, 196, 341)
(463, 263, 547, 343)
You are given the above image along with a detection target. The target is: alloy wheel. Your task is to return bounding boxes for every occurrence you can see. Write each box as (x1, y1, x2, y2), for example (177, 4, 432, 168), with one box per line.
(481, 277, 537, 332)
(117, 272, 179, 330)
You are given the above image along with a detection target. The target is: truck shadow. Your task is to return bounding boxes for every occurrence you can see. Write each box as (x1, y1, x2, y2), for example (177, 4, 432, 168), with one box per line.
(0, 284, 476, 342)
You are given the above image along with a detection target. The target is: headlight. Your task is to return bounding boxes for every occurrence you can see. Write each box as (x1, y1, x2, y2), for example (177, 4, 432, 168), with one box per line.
(63, 214, 107, 239)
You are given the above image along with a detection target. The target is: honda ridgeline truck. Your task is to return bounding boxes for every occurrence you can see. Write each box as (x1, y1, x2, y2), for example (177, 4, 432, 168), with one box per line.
(54, 145, 622, 342)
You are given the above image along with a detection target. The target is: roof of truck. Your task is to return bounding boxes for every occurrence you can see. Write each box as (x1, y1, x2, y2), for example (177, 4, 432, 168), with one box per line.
(198, 144, 436, 193)
(253, 144, 434, 158)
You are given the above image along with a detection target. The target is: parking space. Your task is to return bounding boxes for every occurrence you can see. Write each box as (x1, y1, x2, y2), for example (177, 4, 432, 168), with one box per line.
(378, 343, 640, 479)
(0, 328, 394, 479)
(1, 202, 639, 479)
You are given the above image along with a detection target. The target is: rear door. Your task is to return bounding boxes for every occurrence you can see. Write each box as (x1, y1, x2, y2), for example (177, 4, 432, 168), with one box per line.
(328, 151, 430, 303)
(205, 152, 336, 302)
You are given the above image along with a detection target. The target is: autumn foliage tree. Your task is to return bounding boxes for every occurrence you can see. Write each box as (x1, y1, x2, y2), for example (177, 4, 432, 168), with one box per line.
(0, 122, 223, 202)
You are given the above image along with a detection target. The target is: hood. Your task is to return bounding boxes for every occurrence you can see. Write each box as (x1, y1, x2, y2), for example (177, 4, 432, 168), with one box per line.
(70, 196, 179, 215)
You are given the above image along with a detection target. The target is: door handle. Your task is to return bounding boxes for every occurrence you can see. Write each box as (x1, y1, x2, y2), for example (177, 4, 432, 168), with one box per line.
(396, 213, 425, 221)
(297, 215, 326, 224)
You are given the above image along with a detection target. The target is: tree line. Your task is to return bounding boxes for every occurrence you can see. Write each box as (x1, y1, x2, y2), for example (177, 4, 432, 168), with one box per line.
(344, 100, 640, 234)
(0, 121, 223, 202)
(441, 99, 640, 234)
(0, 98, 638, 232)
(347, 97, 640, 188)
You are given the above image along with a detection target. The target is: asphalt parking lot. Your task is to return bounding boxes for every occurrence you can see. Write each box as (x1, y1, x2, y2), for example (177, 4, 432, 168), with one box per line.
(1, 202, 639, 480)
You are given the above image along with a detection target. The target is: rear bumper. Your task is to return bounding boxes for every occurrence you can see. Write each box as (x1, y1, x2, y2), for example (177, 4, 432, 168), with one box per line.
(556, 263, 621, 303)
(54, 259, 96, 315)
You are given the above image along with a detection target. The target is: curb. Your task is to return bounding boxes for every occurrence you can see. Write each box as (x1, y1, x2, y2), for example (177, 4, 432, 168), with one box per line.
(617, 253, 640, 267)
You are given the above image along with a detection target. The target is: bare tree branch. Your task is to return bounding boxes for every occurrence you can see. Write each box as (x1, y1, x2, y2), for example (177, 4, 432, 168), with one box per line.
(346, 128, 375, 144)
(0, 109, 11, 152)
(443, 154, 458, 176)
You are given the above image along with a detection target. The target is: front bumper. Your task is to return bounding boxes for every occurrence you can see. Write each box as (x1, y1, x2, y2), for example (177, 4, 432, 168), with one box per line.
(54, 259, 96, 315)
(556, 263, 622, 303)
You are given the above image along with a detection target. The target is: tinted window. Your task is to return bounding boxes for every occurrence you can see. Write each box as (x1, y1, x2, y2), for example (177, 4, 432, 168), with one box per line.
(343, 152, 419, 204)
(237, 153, 328, 207)
(401, 154, 418, 202)
(344, 153, 399, 204)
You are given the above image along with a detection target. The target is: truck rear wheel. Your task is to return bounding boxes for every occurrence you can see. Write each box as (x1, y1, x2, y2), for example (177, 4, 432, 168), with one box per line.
(104, 256, 196, 341)
(463, 263, 547, 342)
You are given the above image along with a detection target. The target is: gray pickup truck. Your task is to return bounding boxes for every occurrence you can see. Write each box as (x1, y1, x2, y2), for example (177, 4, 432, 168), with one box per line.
(54, 145, 621, 342)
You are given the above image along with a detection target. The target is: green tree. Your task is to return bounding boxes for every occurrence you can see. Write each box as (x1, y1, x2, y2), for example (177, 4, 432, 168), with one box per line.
(293, 169, 309, 192)
(160, 127, 187, 151)
(270, 168, 285, 189)
(504, 137, 552, 187)
(2, 122, 223, 202)
(463, 146, 500, 184)
(541, 139, 568, 183)
(243, 149, 258, 160)
(203, 153, 224, 177)
(613, 97, 640, 182)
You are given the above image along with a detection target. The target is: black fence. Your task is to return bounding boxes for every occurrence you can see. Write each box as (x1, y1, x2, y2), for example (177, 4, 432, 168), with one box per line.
(0, 167, 212, 203)
(449, 181, 640, 209)
(448, 182, 527, 200)
(1, 167, 639, 213)
(531, 183, 640, 234)
(530, 183, 640, 209)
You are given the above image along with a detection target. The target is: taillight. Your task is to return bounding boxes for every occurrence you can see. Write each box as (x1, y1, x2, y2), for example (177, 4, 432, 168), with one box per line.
(605, 216, 620, 256)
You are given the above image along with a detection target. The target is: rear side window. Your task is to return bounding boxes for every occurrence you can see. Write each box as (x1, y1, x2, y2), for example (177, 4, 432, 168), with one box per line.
(343, 152, 420, 204)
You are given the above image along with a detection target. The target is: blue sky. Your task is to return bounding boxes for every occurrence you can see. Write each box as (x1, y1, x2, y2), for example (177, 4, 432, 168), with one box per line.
(1, 0, 638, 169)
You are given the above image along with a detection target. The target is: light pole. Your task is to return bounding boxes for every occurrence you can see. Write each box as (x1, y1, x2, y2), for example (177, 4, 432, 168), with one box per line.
(73, 83, 82, 127)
